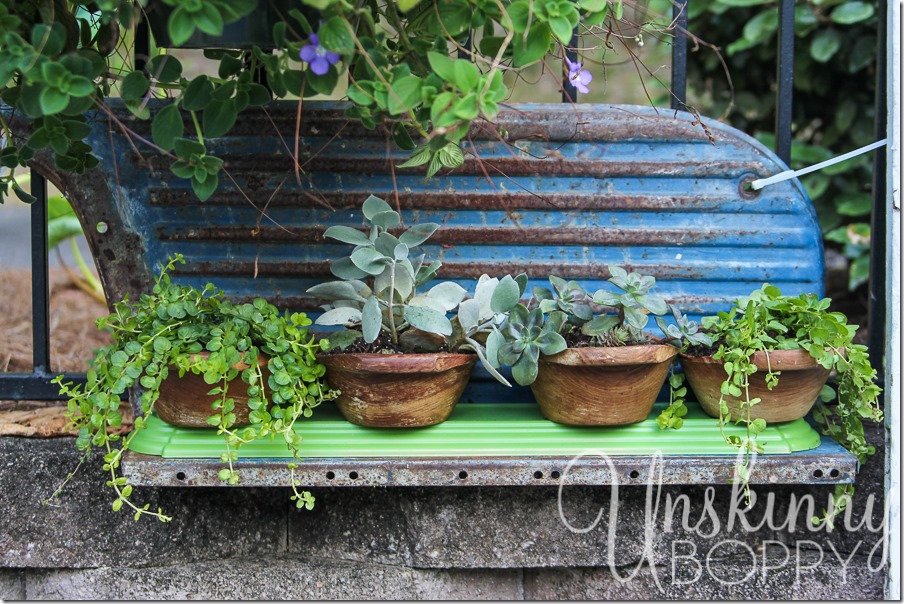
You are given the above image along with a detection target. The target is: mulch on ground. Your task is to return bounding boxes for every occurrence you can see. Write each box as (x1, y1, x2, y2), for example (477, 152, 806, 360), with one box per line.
(0, 269, 132, 437)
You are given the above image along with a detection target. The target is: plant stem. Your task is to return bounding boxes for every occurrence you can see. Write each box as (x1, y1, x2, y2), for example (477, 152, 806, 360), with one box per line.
(387, 263, 399, 344)
(190, 110, 205, 146)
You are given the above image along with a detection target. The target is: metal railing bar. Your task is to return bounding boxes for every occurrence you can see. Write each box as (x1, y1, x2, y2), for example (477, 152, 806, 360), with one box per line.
(30, 171, 50, 374)
(0, 373, 85, 400)
(562, 29, 579, 103)
(774, 0, 794, 165)
(869, 0, 888, 383)
(670, 0, 688, 110)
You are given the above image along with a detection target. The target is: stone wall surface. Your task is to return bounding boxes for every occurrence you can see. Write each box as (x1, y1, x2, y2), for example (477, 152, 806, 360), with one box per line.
(0, 421, 888, 600)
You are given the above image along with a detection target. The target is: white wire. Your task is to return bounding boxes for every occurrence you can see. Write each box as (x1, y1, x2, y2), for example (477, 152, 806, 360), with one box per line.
(749, 139, 888, 191)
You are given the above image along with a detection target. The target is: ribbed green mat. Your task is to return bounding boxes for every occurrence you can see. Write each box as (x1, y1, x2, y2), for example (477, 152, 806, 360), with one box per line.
(128, 402, 821, 458)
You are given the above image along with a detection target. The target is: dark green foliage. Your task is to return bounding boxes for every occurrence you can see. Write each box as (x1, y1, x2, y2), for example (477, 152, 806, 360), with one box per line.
(686, 0, 879, 291)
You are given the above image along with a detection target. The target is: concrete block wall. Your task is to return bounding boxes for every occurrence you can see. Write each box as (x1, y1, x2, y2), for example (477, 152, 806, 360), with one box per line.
(0, 422, 887, 600)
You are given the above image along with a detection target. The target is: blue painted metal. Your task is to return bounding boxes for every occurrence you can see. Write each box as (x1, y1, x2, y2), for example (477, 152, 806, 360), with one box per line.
(25, 100, 823, 404)
(25, 101, 824, 402)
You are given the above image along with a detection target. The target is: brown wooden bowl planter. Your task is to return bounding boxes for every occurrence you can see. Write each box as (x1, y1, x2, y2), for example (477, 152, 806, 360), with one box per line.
(680, 349, 832, 423)
(155, 353, 270, 428)
(531, 344, 679, 426)
(319, 353, 477, 428)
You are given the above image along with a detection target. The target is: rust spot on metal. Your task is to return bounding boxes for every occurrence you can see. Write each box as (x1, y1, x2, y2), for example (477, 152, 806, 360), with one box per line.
(158, 225, 766, 247)
(149, 189, 729, 212)
(175, 260, 724, 282)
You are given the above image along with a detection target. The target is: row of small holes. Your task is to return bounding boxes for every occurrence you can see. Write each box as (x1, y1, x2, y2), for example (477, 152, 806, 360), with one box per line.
(183, 467, 846, 483)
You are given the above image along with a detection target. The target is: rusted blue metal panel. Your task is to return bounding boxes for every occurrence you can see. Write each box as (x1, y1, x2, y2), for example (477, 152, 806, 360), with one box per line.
(77, 102, 822, 318)
(46, 101, 824, 400)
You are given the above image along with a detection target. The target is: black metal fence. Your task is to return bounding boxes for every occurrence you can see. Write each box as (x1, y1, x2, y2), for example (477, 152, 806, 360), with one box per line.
(0, 0, 888, 401)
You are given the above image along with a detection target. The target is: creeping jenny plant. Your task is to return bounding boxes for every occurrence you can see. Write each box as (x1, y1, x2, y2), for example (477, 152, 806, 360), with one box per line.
(498, 266, 670, 386)
(51, 254, 335, 520)
(666, 284, 883, 522)
(307, 195, 522, 386)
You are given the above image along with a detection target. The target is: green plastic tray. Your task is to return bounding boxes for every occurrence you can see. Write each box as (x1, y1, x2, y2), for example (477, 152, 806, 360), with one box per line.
(128, 402, 821, 458)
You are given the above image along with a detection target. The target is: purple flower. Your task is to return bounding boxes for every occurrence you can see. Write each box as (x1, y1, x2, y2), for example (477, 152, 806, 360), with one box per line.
(565, 56, 593, 95)
(299, 33, 340, 76)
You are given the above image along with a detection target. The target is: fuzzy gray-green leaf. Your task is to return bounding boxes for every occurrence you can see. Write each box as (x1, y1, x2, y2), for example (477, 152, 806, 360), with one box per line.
(361, 296, 383, 343)
(323, 225, 373, 247)
(404, 305, 453, 336)
(491, 275, 520, 313)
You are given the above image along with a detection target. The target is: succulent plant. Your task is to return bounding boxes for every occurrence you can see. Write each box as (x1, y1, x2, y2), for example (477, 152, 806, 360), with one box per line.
(307, 195, 522, 386)
(497, 266, 670, 386)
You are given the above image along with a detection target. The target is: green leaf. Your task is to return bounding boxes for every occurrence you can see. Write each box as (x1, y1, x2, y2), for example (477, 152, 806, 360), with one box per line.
(512, 23, 552, 67)
(536, 331, 567, 356)
(318, 17, 353, 53)
(388, 75, 422, 116)
(717, 0, 770, 5)
(371, 210, 401, 228)
(741, 10, 778, 44)
(849, 255, 870, 290)
(350, 247, 390, 275)
(152, 105, 183, 151)
(361, 296, 383, 343)
(147, 54, 183, 83)
(362, 195, 393, 220)
(203, 98, 237, 138)
(491, 275, 521, 313)
(167, 7, 197, 46)
(316, 307, 363, 326)
(399, 223, 440, 246)
(511, 351, 539, 386)
(427, 52, 456, 83)
(458, 298, 481, 332)
(39, 88, 69, 115)
(31, 23, 67, 57)
(836, 193, 872, 217)
(831, 2, 874, 24)
(452, 60, 480, 91)
(426, 281, 468, 311)
(192, 171, 218, 202)
(195, 2, 225, 35)
(404, 305, 453, 336)
(324, 225, 373, 246)
(397, 0, 426, 11)
(330, 257, 369, 280)
(47, 215, 84, 250)
(810, 30, 842, 63)
(120, 71, 150, 101)
(548, 15, 574, 45)
(182, 76, 214, 111)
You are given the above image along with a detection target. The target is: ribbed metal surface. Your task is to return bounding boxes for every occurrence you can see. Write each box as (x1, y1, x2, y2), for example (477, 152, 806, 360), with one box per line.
(84, 102, 822, 325)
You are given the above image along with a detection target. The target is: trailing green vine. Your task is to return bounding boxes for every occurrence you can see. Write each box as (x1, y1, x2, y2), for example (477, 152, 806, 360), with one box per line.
(49, 253, 336, 519)
(660, 284, 883, 523)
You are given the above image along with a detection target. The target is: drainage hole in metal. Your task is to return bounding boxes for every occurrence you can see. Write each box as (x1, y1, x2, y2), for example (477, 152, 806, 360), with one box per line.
(533, 471, 544, 479)
(349, 471, 359, 480)
(175, 472, 186, 481)
(829, 469, 840, 478)
(458, 471, 468, 480)
(550, 471, 561, 479)
(629, 470, 640, 479)
(813, 469, 824, 479)
(325, 471, 335, 480)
